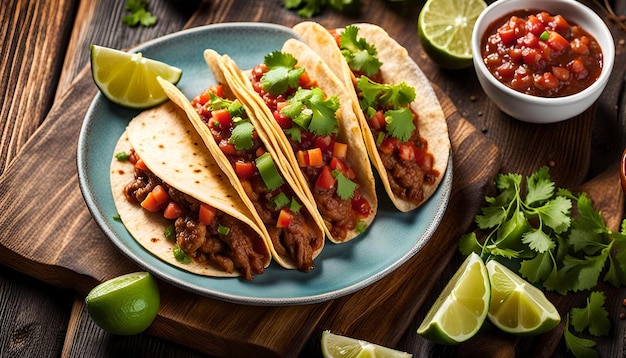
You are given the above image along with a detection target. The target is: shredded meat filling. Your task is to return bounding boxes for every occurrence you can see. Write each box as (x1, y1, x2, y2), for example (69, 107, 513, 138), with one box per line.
(123, 155, 266, 280)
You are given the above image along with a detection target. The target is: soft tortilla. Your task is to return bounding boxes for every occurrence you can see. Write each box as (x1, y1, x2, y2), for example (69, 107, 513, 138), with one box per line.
(293, 21, 450, 212)
(110, 101, 271, 277)
(217, 39, 379, 244)
(157, 70, 325, 271)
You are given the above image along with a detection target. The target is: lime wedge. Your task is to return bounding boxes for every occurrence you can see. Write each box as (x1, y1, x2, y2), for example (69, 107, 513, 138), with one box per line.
(85, 271, 160, 335)
(417, 252, 490, 344)
(486, 260, 561, 335)
(321, 331, 412, 358)
(417, 0, 486, 69)
(90, 44, 182, 109)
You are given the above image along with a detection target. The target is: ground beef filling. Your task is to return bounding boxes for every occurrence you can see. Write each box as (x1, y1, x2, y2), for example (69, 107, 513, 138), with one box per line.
(123, 155, 266, 280)
(243, 176, 319, 272)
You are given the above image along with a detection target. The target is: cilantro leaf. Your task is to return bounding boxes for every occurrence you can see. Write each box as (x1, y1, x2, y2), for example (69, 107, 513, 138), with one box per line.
(357, 76, 415, 110)
(284, 0, 355, 18)
(284, 88, 339, 136)
(333, 170, 356, 200)
(519, 251, 553, 283)
(533, 196, 572, 234)
(339, 25, 382, 76)
(459, 232, 482, 256)
(229, 120, 255, 150)
(564, 316, 599, 358)
(571, 291, 610, 336)
(384, 108, 415, 142)
(122, 0, 156, 27)
(522, 228, 555, 253)
(261, 52, 304, 95)
(525, 166, 554, 205)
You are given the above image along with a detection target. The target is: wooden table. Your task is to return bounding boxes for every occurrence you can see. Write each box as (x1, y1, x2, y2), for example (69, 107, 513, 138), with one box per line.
(1, 0, 625, 356)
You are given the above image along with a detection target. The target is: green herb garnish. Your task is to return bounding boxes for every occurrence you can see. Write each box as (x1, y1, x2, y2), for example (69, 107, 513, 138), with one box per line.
(164, 225, 176, 242)
(122, 0, 157, 27)
(333, 170, 356, 200)
(540, 30, 550, 41)
(229, 120, 255, 150)
(564, 291, 609, 358)
(282, 88, 340, 136)
(217, 225, 230, 236)
(173, 245, 191, 264)
(261, 52, 305, 95)
(115, 151, 130, 161)
(339, 25, 382, 77)
(284, 0, 355, 18)
(384, 108, 415, 142)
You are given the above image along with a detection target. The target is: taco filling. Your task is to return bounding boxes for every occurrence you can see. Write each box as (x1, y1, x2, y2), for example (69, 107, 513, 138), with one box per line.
(249, 51, 372, 241)
(191, 85, 321, 272)
(329, 26, 439, 206)
(120, 149, 268, 280)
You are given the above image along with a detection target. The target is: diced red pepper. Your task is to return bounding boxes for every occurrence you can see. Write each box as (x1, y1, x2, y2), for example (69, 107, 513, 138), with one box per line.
(210, 109, 233, 129)
(273, 110, 293, 129)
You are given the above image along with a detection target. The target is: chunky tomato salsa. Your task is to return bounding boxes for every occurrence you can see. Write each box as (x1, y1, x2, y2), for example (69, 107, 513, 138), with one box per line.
(249, 51, 371, 241)
(481, 10, 603, 97)
(191, 85, 321, 272)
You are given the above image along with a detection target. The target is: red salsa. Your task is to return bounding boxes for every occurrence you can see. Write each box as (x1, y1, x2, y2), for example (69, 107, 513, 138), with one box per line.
(481, 10, 603, 97)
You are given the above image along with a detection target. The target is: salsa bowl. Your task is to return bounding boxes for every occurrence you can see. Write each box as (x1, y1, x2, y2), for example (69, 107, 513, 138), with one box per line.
(471, 0, 615, 123)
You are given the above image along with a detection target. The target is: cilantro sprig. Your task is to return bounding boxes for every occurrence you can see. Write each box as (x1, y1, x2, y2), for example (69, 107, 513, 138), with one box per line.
(283, 0, 356, 18)
(357, 76, 416, 142)
(339, 25, 382, 77)
(564, 291, 609, 358)
(122, 0, 157, 27)
(281, 88, 340, 137)
(261, 52, 305, 95)
(459, 166, 626, 295)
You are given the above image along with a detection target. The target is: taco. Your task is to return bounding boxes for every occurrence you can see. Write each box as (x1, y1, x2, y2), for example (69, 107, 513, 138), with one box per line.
(157, 58, 325, 272)
(293, 22, 450, 212)
(215, 39, 378, 244)
(110, 101, 271, 280)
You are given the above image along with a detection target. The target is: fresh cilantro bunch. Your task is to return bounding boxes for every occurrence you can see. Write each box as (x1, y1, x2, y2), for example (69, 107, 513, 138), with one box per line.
(281, 88, 340, 137)
(357, 77, 416, 142)
(122, 0, 157, 27)
(339, 25, 382, 77)
(564, 291, 609, 358)
(284, 0, 357, 18)
(460, 166, 626, 295)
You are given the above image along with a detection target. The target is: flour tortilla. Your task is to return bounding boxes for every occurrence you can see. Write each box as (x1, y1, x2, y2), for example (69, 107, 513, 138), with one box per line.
(157, 71, 324, 271)
(216, 39, 378, 244)
(110, 101, 271, 277)
(293, 21, 450, 212)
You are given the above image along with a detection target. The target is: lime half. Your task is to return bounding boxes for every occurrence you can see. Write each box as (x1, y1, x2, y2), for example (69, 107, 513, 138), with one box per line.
(85, 271, 160, 335)
(90, 44, 182, 109)
(417, 0, 486, 69)
(321, 331, 412, 358)
(417, 252, 490, 344)
(486, 260, 561, 335)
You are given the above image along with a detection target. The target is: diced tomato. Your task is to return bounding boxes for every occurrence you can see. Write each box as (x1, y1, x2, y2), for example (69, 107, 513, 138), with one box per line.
(134, 158, 148, 171)
(163, 202, 184, 220)
(398, 143, 415, 162)
(210, 109, 233, 129)
(273, 110, 293, 129)
(351, 195, 371, 215)
(218, 139, 236, 155)
(526, 15, 545, 36)
(255, 147, 266, 158)
(235, 161, 256, 180)
(140, 192, 161, 212)
(315, 135, 334, 152)
(330, 156, 348, 175)
(518, 32, 539, 48)
(496, 62, 516, 81)
(198, 203, 216, 225)
(208, 84, 224, 97)
(193, 90, 211, 106)
(315, 166, 336, 190)
(417, 152, 434, 172)
(368, 110, 387, 130)
(332, 142, 348, 160)
(534, 72, 560, 89)
(498, 27, 517, 46)
(551, 66, 570, 81)
(276, 208, 293, 228)
(546, 31, 570, 52)
(151, 185, 169, 205)
(379, 137, 399, 155)
(568, 58, 588, 79)
(551, 15, 569, 32)
(570, 38, 589, 55)
(521, 47, 541, 66)
(508, 48, 523, 64)
(298, 71, 315, 88)
(307, 148, 324, 167)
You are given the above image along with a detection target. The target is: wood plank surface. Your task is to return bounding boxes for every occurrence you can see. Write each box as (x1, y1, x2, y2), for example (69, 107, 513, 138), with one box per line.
(0, 0, 625, 356)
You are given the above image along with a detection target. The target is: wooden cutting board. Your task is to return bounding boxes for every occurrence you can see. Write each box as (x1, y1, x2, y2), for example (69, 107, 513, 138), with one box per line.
(0, 60, 500, 357)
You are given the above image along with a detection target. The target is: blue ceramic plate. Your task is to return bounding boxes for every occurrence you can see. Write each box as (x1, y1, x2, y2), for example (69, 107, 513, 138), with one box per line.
(78, 23, 452, 306)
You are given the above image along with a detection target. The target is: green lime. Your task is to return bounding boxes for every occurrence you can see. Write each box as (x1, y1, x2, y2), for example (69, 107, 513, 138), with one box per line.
(85, 271, 160, 335)
(417, 0, 486, 69)
(486, 260, 560, 335)
(416, 252, 490, 344)
(90, 44, 182, 109)
(321, 331, 412, 358)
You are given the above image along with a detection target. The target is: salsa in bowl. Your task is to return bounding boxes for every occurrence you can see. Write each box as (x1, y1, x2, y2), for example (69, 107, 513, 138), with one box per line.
(471, 0, 614, 123)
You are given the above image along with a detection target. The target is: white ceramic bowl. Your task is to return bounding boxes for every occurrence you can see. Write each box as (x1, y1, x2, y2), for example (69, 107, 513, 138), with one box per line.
(471, 0, 615, 123)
